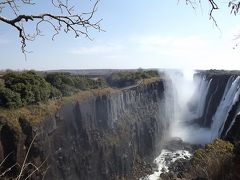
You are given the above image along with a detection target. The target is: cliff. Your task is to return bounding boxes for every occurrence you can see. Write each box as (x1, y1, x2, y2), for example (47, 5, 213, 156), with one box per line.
(190, 71, 240, 142)
(0, 79, 166, 180)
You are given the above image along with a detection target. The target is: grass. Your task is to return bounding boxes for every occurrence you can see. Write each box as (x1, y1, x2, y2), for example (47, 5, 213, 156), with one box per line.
(62, 87, 118, 103)
(139, 77, 161, 86)
(0, 134, 48, 180)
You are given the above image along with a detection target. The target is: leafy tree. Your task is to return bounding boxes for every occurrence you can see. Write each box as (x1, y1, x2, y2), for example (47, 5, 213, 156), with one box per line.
(0, 70, 108, 108)
(49, 86, 62, 99)
(92, 78, 107, 89)
(0, 87, 22, 108)
(0, 80, 4, 88)
(60, 84, 76, 96)
(45, 73, 74, 89)
(72, 76, 89, 90)
(106, 70, 159, 88)
(45, 72, 107, 94)
(3, 71, 51, 105)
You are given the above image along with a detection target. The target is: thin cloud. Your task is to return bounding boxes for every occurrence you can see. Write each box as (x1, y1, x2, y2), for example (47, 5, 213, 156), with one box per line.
(69, 43, 123, 55)
(68, 34, 240, 70)
(134, 35, 207, 57)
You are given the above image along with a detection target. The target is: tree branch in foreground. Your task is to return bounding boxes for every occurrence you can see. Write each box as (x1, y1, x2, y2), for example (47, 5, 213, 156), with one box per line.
(0, 0, 103, 55)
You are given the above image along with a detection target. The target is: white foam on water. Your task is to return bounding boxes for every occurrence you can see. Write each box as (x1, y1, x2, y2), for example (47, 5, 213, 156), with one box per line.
(140, 149, 192, 180)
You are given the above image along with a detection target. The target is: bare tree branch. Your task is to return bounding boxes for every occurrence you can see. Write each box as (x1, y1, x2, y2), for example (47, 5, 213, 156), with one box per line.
(229, 0, 240, 15)
(0, 0, 103, 55)
(184, 0, 240, 24)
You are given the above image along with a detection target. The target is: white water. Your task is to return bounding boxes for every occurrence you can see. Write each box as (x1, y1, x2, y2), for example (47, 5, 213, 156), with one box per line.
(164, 70, 212, 144)
(192, 77, 212, 119)
(141, 71, 240, 180)
(139, 70, 206, 180)
(225, 109, 240, 137)
(140, 149, 192, 180)
(211, 76, 240, 140)
(168, 73, 240, 144)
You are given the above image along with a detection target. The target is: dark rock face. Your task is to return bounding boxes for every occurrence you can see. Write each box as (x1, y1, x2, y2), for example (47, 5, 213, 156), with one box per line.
(221, 96, 240, 140)
(0, 124, 18, 176)
(191, 73, 240, 142)
(193, 74, 232, 127)
(0, 80, 168, 180)
(224, 114, 240, 143)
(200, 75, 230, 127)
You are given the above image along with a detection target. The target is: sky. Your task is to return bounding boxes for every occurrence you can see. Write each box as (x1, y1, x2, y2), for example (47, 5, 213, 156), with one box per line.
(1, 0, 240, 70)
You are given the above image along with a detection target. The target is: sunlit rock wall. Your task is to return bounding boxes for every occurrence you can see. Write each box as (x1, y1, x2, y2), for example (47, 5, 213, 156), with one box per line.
(0, 80, 168, 180)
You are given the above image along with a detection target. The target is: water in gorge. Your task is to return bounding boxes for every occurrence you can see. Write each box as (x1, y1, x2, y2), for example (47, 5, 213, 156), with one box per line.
(141, 70, 240, 180)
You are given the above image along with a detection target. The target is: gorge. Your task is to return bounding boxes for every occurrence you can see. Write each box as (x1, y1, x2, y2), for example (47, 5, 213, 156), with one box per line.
(0, 70, 240, 180)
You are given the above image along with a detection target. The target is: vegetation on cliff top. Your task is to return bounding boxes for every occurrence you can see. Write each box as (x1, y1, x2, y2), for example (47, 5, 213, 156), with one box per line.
(196, 69, 240, 79)
(191, 139, 240, 180)
(165, 139, 240, 180)
(0, 69, 160, 134)
(0, 70, 160, 109)
(0, 71, 107, 109)
(106, 70, 159, 88)
(0, 70, 109, 133)
(190, 139, 234, 179)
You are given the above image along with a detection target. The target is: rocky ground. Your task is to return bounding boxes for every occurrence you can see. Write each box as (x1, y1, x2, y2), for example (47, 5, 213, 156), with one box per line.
(140, 138, 202, 180)
(161, 139, 240, 180)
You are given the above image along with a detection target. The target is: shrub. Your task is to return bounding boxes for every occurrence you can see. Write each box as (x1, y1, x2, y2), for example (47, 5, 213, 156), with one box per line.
(0, 71, 108, 108)
(0, 87, 22, 108)
(186, 139, 235, 180)
(45, 72, 107, 94)
(2, 71, 51, 106)
(45, 72, 74, 89)
(106, 70, 159, 88)
(49, 86, 62, 99)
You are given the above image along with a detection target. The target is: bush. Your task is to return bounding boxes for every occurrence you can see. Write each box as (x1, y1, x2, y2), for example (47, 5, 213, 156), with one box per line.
(45, 72, 74, 89)
(49, 86, 62, 99)
(0, 71, 108, 108)
(0, 87, 22, 108)
(186, 139, 235, 180)
(45, 72, 107, 94)
(106, 70, 159, 88)
(3, 71, 51, 105)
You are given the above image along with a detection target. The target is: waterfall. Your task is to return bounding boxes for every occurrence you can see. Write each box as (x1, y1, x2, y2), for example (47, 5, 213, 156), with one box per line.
(210, 76, 240, 140)
(224, 110, 240, 137)
(162, 70, 213, 144)
(181, 73, 240, 141)
(192, 76, 212, 119)
(167, 72, 240, 142)
(141, 71, 240, 180)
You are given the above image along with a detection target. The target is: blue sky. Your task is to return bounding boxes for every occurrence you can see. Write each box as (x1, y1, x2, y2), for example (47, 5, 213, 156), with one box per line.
(1, 0, 240, 70)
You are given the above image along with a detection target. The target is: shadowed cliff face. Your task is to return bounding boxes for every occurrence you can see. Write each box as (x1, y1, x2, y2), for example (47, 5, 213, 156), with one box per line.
(189, 72, 240, 142)
(192, 74, 232, 127)
(0, 80, 168, 180)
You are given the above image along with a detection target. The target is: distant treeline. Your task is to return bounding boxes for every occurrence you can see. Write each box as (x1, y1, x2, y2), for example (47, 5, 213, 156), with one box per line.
(0, 71, 106, 108)
(106, 70, 159, 88)
(0, 70, 159, 108)
(197, 69, 240, 77)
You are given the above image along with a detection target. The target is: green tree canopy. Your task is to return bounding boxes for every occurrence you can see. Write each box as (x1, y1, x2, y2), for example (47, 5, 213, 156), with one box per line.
(3, 71, 51, 105)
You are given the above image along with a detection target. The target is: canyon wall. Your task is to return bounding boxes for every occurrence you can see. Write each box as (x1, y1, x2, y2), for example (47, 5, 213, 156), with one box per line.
(190, 72, 240, 142)
(2, 70, 240, 180)
(0, 80, 168, 180)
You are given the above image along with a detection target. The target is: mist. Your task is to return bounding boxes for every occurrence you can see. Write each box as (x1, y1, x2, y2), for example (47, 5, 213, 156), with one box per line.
(163, 69, 212, 145)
